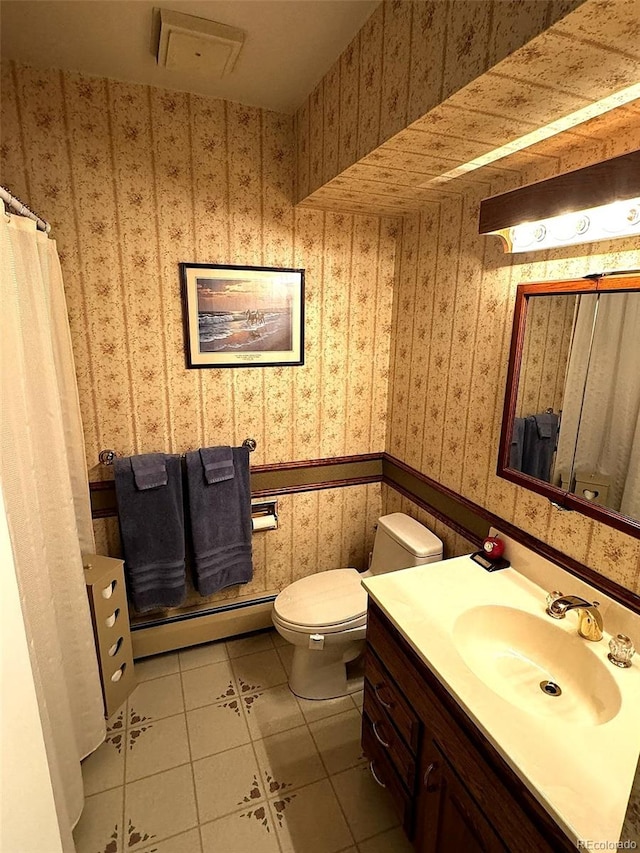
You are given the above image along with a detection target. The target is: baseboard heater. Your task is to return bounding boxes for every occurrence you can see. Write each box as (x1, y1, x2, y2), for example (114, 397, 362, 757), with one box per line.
(130, 594, 278, 659)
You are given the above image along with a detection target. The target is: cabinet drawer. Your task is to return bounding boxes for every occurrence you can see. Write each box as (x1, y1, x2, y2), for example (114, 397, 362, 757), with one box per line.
(363, 688, 415, 791)
(362, 713, 413, 837)
(365, 648, 419, 752)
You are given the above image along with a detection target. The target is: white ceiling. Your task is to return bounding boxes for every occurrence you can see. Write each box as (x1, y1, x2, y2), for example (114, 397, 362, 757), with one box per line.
(0, 0, 380, 114)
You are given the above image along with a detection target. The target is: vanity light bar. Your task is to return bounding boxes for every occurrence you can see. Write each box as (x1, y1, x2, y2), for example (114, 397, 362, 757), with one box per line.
(478, 151, 640, 254)
(498, 197, 640, 253)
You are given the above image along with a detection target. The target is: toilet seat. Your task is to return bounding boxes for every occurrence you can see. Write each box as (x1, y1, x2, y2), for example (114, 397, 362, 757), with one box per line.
(273, 568, 367, 634)
(273, 610, 367, 635)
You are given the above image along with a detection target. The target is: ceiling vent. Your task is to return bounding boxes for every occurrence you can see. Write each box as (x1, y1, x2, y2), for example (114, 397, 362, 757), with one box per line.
(156, 8, 244, 77)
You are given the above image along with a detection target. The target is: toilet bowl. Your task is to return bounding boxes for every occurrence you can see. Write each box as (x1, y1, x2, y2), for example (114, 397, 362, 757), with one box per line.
(272, 513, 443, 700)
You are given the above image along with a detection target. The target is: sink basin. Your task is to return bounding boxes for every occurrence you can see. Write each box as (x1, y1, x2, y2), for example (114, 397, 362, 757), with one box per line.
(453, 605, 622, 726)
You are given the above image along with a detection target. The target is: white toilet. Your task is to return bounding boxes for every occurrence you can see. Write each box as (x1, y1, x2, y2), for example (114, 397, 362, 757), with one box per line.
(272, 512, 443, 700)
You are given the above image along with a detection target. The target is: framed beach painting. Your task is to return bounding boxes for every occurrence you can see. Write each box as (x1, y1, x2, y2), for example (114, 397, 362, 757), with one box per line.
(180, 263, 305, 368)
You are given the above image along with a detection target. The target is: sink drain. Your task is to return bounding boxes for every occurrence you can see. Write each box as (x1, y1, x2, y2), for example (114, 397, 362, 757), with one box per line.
(540, 680, 562, 697)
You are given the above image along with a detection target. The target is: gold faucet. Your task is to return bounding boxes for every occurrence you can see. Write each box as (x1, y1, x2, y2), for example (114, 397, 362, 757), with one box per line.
(546, 594, 604, 641)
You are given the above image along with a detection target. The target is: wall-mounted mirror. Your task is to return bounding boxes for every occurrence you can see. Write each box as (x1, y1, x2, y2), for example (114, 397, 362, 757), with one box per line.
(498, 273, 640, 539)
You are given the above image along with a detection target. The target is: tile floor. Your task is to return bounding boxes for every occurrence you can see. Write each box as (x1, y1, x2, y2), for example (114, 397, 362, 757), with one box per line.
(74, 629, 413, 853)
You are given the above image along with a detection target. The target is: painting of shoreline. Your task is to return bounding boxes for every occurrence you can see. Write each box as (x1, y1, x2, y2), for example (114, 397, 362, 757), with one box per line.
(181, 264, 304, 368)
(198, 308, 292, 352)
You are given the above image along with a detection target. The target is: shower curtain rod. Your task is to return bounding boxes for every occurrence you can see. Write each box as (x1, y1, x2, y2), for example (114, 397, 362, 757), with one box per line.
(1, 185, 51, 234)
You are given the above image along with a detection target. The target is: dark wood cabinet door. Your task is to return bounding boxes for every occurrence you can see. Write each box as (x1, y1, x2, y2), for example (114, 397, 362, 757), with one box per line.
(416, 740, 507, 853)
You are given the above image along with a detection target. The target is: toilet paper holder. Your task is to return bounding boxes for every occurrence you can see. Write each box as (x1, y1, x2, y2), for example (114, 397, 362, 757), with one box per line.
(251, 499, 278, 532)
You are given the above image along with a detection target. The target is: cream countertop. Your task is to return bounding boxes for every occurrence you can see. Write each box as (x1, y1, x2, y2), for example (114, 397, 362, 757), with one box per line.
(362, 539, 640, 848)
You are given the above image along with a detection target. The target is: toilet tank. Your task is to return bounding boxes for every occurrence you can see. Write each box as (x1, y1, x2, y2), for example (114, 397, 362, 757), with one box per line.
(369, 513, 443, 575)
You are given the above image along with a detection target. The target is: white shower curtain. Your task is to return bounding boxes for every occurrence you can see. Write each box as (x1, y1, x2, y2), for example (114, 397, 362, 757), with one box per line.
(553, 294, 598, 486)
(555, 291, 640, 518)
(574, 292, 640, 518)
(1, 211, 105, 849)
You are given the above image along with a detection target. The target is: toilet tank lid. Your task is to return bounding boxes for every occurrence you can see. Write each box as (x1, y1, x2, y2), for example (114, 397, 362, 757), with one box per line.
(377, 513, 443, 558)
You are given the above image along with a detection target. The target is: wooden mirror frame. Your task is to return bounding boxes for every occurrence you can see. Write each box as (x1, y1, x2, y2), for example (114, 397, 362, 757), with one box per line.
(498, 272, 640, 541)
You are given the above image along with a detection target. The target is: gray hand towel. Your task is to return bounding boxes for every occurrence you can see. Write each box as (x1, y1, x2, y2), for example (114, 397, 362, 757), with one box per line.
(522, 414, 559, 483)
(199, 446, 235, 484)
(131, 452, 168, 490)
(114, 454, 186, 612)
(534, 413, 558, 440)
(186, 446, 253, 596)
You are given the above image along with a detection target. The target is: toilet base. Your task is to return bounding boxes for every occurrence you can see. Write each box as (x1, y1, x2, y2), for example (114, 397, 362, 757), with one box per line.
(288, 640, 365, 700)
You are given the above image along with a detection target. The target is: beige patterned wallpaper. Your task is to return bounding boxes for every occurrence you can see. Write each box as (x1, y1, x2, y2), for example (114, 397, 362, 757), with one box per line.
(296, 0, 640, 216)
(386, 187, 640, 595)
(0, 61, 399, 607)
(516, 294, 576, 419)
(0, 62, 397, 478)
(293, 0, 640, 596)
(295, 0, 586, 201)
(2, 1, 639, 606)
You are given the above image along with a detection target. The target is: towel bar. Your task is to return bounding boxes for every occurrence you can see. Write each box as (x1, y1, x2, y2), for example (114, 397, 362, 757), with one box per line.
(98, 438, 257, 466)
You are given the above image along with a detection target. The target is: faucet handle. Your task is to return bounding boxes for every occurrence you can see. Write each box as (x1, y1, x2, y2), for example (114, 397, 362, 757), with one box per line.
(546, 590, 564, 610)
(608, 634, 635, 668)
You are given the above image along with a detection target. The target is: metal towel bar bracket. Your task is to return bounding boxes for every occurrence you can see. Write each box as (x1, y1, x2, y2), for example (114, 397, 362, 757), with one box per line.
(98, 438, 256, 465)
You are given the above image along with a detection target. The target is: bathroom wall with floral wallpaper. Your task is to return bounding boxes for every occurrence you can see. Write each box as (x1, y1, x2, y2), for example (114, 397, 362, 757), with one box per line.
(386, 173, 640, 595)
(295, 0, 583, 200)
(515, 294, 576, 420)
(0, 60, 399, 603)
(1, 61, 397, 478)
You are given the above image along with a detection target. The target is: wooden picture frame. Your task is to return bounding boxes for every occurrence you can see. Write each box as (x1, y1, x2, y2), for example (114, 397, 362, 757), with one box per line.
(180, 263, 305, 368)
(497, 272, 640, 540)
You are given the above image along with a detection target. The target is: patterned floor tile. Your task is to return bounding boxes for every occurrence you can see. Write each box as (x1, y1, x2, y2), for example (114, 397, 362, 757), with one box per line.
(200, 806, 280, 853)
(126, 674, 185, 723)
(181, 660, 237, 711)
(138, 827, 202, 852)
(73, 787, 124, 853)
(178, 641, 228, 672)
(82, 737, 125, 796)
(331, 763, 398, 842)
(309, 710, 366, 775)
(125, 765, 197, 851)
(231, 649, 287, 692)
(271, 778, 354, 853)
(242, 684, 305, 740)
(357, 826, 413, 853)
(226, 630, 275, 659)
(254, 725, 326, 794)
(77, 643, 397, 853)
(134, 653, 180, 683)
(106, 701, 127, 732)
(186, 699, 251, 760)
(193, 743, 264, 824)
(125, 713, 190, 782)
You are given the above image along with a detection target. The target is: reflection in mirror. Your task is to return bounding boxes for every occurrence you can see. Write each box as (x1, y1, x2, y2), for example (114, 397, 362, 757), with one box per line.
(512, 294, 583, 484)
(507, 286, 640, 526)
(553, 294, 598, 492)
(570, 293, 640, 518)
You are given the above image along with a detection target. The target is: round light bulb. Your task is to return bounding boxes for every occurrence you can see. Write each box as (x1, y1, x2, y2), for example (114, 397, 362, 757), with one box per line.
(549, 212, 579, 242)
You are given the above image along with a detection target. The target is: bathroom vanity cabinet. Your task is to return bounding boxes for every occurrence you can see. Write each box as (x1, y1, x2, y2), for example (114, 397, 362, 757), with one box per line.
(361, 601, 575, 853)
